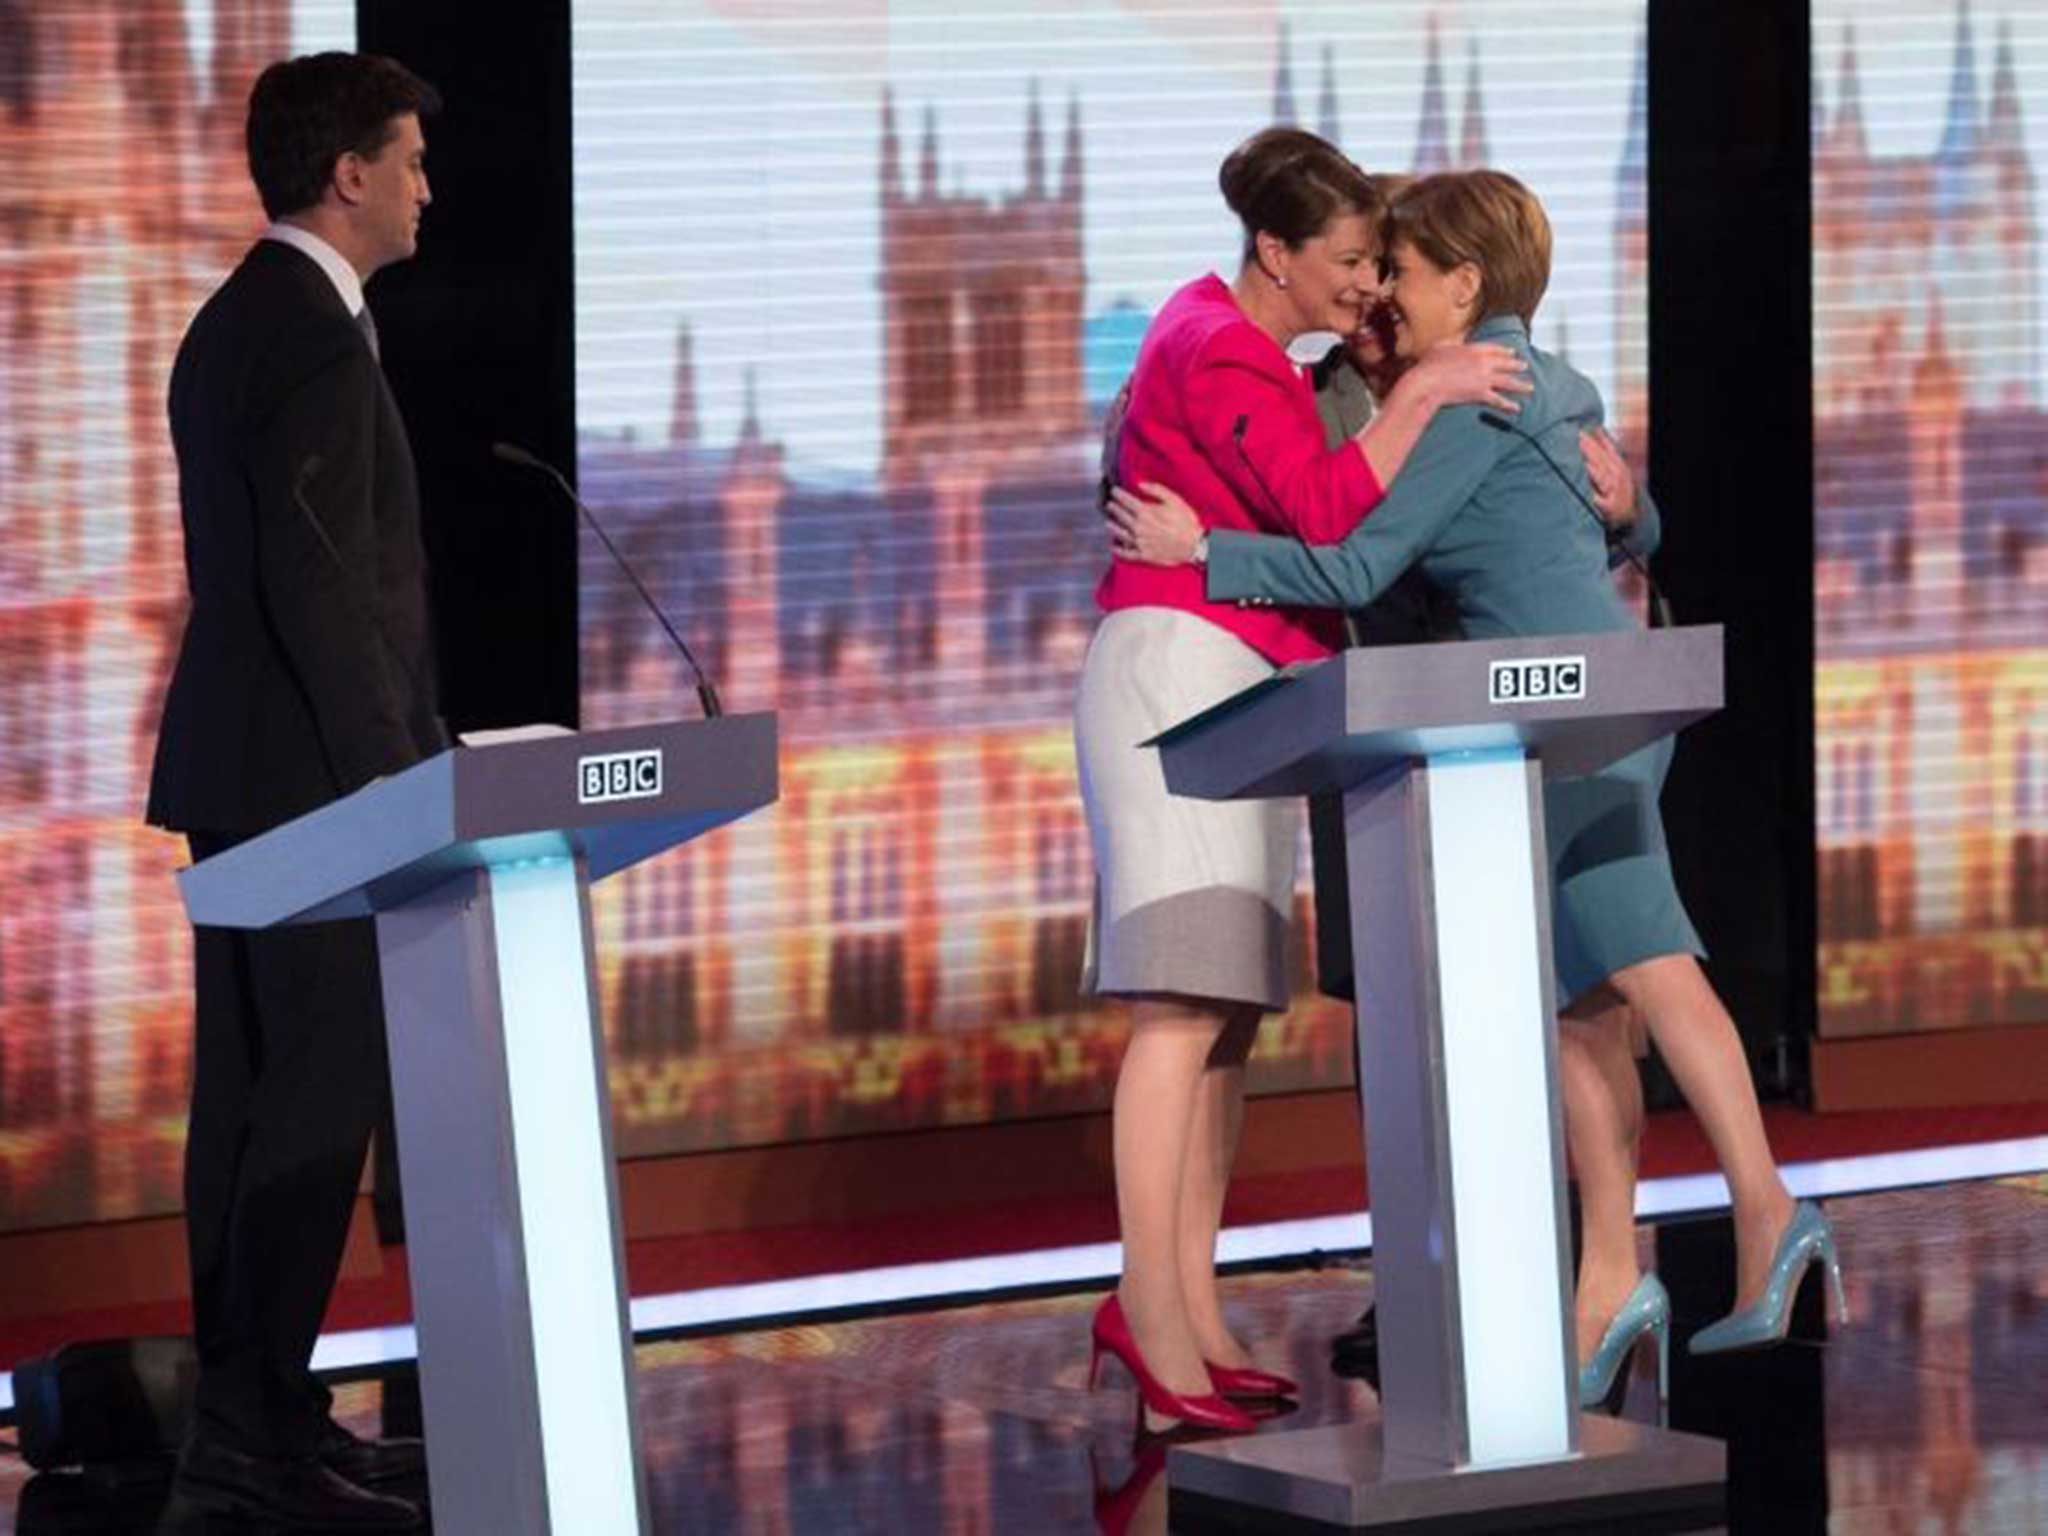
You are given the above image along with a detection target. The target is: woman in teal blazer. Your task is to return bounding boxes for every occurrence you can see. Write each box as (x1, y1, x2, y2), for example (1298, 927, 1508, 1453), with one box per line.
(1111, 171, 1844, 1391)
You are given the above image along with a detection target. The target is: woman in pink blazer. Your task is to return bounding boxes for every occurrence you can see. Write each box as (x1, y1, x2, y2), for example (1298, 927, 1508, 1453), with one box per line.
(1077, 127, 1528, 1433)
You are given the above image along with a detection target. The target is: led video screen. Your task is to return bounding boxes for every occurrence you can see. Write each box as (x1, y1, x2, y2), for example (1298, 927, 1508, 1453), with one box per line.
(0, 1, 357, 1231)
(1812, 0, 2048, 1037)
(572, 0, 1653, 1159)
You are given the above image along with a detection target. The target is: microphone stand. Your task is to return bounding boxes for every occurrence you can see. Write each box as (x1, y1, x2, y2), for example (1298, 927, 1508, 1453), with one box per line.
(1478, 413, 1673, 628)
(493, 441, 724, 718)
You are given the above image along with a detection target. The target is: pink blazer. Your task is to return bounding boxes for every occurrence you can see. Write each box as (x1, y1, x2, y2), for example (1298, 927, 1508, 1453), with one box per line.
(1096, 274, 1384, 665)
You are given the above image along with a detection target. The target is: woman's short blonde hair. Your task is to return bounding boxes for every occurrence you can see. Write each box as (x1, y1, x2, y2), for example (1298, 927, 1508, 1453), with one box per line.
(1386, 169, 1552, 326)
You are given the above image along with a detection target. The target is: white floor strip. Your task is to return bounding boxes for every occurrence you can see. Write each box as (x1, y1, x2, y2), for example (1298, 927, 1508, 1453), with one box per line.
(3, 1134, 2043, 1420)
(1632, 1133, 2048, 1219)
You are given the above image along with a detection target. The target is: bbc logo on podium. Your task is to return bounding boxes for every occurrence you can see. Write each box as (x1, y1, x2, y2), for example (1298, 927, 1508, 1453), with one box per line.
(578, 748, 664, 805)
(1489, 655, 1587, 705)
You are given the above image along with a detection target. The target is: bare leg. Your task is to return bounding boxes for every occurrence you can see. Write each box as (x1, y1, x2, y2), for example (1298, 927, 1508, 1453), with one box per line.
(1114, 997, 1232, 1417)
(1178, 1009, 1261, 1370)
(1607, 954, 1795, 1308)
(1559, 988, 1645, 1362)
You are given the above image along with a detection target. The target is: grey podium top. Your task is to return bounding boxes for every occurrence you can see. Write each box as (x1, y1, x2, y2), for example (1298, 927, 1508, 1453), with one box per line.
(179, 715, 778, 929)
(1154, 626, 1721, 801)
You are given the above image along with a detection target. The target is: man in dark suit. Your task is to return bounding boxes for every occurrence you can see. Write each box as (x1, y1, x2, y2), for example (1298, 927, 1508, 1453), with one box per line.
(148, 53, 446, 1529)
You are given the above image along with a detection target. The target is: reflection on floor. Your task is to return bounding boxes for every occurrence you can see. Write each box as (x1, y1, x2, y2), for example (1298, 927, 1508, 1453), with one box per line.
(3, 1177, 2044, 1533)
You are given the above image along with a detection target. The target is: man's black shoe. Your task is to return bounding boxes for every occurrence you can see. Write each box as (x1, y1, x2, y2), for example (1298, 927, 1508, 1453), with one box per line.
(1330, 1303, 1381, 1388)
(318, 1419, 428, 1487)
(172, 1433, 422, 1529)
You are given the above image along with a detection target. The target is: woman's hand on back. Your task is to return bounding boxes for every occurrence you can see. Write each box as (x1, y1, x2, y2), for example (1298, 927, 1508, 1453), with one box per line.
(1579, 427, 1639, 528)
(1106, 482, 1204, 566)
(1406, 340, 1532, 413)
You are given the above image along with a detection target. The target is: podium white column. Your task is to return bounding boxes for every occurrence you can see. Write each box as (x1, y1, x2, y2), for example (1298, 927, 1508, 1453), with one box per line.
(1153, 631, 1727, 1531)
(178, 718, 779, 1535)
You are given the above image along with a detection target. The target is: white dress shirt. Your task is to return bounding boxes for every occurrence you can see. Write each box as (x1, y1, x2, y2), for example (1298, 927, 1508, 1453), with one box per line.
(261, 221, 367, 319)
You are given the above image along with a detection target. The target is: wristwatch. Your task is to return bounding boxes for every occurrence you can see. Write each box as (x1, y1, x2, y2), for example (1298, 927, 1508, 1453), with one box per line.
(1192, 531, 1211, 566)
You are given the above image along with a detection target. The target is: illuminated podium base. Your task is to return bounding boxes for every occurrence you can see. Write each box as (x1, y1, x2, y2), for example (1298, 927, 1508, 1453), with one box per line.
(1171, 1414, 1725, 1532)
(1154, 630, 1729, 1530)
(179, 718, 777, 1536)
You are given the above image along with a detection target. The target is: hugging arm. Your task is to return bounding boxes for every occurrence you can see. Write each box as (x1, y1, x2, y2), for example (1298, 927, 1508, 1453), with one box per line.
(1615, 484, 1661, 566)
(1181, 327, 1385, 544)
(1578, 423, 1662, 568)
(1203, 404, 1512, 609)
(1183, 331, 1531, 547)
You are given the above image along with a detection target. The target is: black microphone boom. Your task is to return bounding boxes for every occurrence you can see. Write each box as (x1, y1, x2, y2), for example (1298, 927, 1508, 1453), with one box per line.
(1231, 414, 1364, 649)
(1477, 413, 1673, 629)
(493, 440, 724, 718)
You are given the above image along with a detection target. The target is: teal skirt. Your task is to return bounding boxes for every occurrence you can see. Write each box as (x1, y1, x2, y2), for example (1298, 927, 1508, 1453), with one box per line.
(1543, 735, 1705, 1006)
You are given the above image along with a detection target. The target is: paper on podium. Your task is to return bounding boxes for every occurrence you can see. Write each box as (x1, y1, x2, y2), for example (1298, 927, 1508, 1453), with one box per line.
(457, 722, 575, 748)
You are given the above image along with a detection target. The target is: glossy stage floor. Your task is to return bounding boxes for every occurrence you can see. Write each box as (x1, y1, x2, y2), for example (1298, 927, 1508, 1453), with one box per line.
(3, 1176, 2044, 1533)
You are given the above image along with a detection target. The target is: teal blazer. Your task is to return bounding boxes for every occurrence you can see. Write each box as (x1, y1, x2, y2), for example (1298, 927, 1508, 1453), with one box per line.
(1211, 315, 1701, 1002)
(1210, 315, 1658, 641)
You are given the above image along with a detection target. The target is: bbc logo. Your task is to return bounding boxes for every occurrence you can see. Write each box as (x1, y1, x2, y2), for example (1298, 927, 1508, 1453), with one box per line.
(1489, 655, 1587, 705)
(578, 749, 664, 805)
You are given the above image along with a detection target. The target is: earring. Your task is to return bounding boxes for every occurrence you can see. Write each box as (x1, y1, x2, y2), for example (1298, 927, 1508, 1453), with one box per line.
(1275, 274, 1289, 289)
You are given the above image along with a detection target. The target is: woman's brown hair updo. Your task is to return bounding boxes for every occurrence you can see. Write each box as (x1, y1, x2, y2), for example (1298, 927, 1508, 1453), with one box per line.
(1218, 126, 1383, 264)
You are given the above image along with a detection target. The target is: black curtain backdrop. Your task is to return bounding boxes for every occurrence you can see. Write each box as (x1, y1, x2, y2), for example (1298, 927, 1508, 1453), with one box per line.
(354, 2, 578, 1233)
(1649, 0, 1818, 1100)
(358, 0, 579, 739)
(351, 1, 1821, 1103)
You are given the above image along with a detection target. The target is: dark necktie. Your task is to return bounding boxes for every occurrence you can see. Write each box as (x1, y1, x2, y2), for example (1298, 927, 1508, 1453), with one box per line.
(355, 305, 380, 363)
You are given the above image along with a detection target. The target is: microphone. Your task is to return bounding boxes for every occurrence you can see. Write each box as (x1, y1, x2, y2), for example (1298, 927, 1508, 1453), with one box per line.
(493, 440, 724, 719)
(1477, 413, 1673, 629)
(1231, 414, 1364, 649)
(292, 455, 343, 566)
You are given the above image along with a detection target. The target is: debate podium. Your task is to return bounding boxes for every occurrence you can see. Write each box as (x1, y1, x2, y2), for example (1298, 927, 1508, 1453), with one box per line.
(177, 717, 778, 1536)
(1154, 629, 1728, 1531)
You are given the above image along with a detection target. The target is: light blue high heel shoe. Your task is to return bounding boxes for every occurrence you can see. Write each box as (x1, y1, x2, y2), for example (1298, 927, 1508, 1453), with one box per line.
(1688, 1200, 1848, 1356)
(1578, 1272, 1671, 1409)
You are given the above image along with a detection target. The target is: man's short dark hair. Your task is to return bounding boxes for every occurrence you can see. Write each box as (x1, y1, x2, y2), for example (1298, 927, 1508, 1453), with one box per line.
(246, 53, 441, 221)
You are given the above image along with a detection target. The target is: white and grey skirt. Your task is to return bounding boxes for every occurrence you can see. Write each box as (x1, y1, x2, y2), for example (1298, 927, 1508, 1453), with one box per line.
(1074, 607, 1301, 1012)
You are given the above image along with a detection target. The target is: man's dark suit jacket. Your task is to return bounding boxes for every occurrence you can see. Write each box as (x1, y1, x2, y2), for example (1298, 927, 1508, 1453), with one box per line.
(148, 239, 446, 835)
